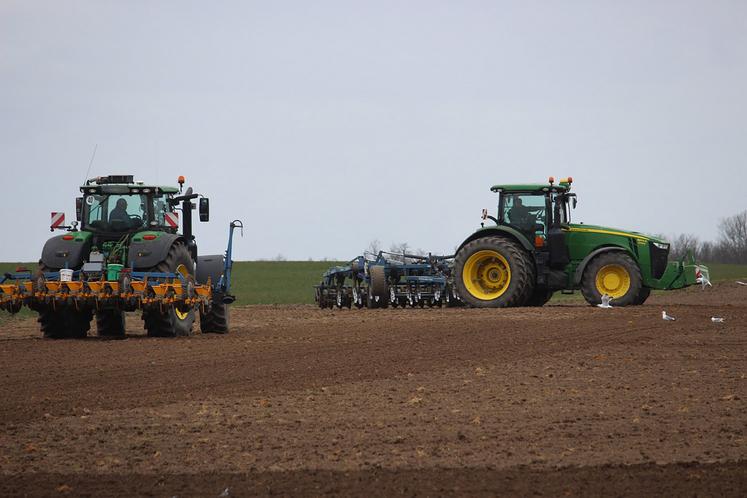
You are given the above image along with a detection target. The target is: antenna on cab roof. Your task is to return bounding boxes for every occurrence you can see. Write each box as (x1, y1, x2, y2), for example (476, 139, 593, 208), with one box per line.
(84, 144, 98, 184)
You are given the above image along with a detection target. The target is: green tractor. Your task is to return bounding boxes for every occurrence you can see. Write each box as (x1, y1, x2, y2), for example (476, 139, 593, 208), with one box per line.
(4, 174, 241, 338)
(453, 177, 709, 308)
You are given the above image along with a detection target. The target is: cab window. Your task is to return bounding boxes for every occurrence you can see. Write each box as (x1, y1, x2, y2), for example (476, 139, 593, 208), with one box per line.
(501, 194, 547, 234)
(84, 194, 148, 231)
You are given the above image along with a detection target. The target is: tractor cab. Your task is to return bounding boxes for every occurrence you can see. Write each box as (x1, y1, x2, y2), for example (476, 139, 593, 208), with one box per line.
(78, 175, 181, 236)
(488, 177, 576, 250)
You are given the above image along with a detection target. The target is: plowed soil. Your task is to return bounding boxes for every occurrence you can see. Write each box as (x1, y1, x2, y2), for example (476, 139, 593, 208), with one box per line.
(1, 284, 746, 497)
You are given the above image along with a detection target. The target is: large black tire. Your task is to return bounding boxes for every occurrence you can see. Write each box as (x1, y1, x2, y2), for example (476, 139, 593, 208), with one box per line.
(633, 286, 651, 305)
(143, 242, 196, 337)
(36, 262, 92, 339)
(581, 252, 643, 307)
(39, 307, 92, 339)
(201, 301, 229, 334)
(526, 289, 554, 307)
(454, 237, 535, 308)
(96, 310, 126, 337)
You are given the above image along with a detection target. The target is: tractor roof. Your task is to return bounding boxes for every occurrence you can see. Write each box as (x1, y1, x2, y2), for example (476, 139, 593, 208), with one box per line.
(81, 175, 179, 194)
(491, 177, 573, 193)
(490, 183, 570, 193)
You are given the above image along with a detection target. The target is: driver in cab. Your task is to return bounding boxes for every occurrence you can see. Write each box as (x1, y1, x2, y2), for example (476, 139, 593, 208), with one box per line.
(508, 197, 538, 232)
(109, 198, 130, 223)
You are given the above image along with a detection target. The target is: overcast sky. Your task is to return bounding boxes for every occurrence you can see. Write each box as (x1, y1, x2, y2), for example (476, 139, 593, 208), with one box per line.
(1, 1, 745, 261)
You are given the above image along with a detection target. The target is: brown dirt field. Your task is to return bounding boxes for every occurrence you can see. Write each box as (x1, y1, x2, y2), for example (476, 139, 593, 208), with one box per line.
(0, 284, 745, 497)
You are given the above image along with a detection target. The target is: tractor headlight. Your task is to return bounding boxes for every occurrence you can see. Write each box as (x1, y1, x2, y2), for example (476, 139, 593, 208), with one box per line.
(652, 242, 669, 250)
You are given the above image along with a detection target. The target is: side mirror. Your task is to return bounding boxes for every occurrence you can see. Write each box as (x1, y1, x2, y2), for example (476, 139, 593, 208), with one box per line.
(572, 197, 577, 209)
(199, 197, 209, 222)
(75, 197, 83, 221)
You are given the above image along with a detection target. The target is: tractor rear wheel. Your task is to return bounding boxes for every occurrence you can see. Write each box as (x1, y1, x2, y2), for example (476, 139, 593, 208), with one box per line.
(581, 252, 642, 307)
(96, 310, 126, 337)
(633, 287, 651, 305)
(201, 300, 229, 334)
(36, 263, 92, 339)
(526, 289, 554, 307)
(143, 242, 196, 337)
(454, 236, 535, 308)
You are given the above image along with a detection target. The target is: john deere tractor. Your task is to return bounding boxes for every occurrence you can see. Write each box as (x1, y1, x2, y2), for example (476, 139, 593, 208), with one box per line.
(0, 174, 241, 338)
(454, 177, 708, 308)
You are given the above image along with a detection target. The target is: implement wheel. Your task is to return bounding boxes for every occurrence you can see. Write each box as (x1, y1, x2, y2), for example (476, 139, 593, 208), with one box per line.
(581, 252, 642, 307)
(143, 242, 196, 337)
(201, 300, 229, 334)
(367, 265, 388, 309)
(454, 237, 535, 308)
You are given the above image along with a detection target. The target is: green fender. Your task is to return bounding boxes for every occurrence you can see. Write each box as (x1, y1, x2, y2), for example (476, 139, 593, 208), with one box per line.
(572, 246, 630, 285)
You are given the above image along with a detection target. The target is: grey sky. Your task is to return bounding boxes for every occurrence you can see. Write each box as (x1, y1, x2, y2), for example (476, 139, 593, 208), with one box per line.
(1, 1, 745, 261)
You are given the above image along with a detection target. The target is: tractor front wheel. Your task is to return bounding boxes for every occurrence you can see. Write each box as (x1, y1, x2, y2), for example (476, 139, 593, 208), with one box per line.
(581, 252, 643, 307)
(454, 237, 535, 308)
(36, 262, 92, 339)
(96, 310, 126, 338)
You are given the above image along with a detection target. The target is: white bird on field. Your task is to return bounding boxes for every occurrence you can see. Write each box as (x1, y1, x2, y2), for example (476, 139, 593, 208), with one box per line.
(696, 268, 712, 289)
(737, 281, 747, 286)
(662, 311, 676, 321)
(597, 294, 613, 309)
(711, 317, 725, 323)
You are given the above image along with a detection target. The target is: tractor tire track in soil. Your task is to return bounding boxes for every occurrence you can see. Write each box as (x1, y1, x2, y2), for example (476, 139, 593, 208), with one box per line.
(1, 283, 745, 496)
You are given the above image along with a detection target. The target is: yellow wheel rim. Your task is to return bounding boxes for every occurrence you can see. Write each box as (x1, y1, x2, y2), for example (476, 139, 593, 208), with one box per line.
(462, 250, 511, 300)
(174, 307, 190, 320)
(174, 264, 192, 320)
(595, 264, 631, 298)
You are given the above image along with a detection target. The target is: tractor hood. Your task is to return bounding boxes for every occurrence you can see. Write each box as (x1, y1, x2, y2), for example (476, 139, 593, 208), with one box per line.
(566, 224, 668, 244)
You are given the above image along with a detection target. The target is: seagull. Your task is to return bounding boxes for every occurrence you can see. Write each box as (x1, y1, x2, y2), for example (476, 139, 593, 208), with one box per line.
(695, 268, 712, 289)
(662, 311, 676, 321)
(711, 317, 725, 323)
(597, 294, 613, 309)
(737, 281, 747, 286)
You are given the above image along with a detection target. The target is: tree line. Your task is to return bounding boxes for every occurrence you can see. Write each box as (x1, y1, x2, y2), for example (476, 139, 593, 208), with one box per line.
(668, 210, 747, 264)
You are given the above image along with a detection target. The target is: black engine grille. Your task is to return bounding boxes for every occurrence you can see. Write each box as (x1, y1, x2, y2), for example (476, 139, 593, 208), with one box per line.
(649, 242, 669, 279)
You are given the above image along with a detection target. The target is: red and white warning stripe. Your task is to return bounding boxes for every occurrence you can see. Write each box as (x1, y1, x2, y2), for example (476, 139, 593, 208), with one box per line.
(164, 212, 179, 228)
(50, 212, 65, 229)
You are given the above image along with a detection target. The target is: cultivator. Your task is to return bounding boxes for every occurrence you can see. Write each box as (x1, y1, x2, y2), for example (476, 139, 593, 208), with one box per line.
(314, 251, 461, 309)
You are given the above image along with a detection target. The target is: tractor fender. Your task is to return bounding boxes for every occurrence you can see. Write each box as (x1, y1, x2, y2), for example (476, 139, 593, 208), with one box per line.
(196, 254, 225, 286)
(128, 233, 185, 270)
(41, 234, 92, 270)
(573, 246, 630, 285)
(457, 226, 534, 253)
